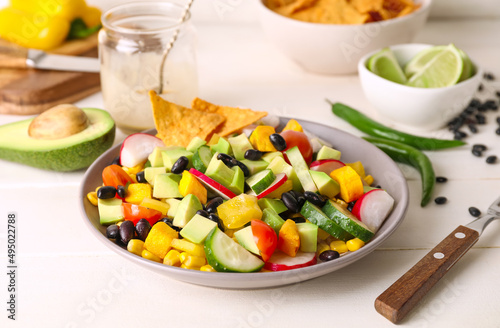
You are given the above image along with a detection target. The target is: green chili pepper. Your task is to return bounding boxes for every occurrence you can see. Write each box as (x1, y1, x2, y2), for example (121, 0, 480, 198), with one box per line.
(330, 102, 466, 150)
(363, 136, 435, 207)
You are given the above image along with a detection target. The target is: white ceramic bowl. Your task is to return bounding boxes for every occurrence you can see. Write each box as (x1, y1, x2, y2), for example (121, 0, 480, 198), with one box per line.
(358, 43, 483, 131)
(80, 118, 409, 289)
(256, 0, 432, 75)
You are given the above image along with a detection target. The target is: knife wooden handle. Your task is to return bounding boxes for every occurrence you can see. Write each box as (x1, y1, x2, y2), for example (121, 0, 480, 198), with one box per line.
(375, 225, 479, 324)
(0, 45, 28, 69)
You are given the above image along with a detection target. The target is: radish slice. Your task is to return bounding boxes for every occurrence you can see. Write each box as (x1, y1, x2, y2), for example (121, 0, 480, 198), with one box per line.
(256, 173, 287, 199)
(258, 115, 280, 129)
(189, 168, 236, 200)
(351, 189, 394, 232)
(309, 138, 323, 153)
(264, 251, 317, 271)
(120, 133, 164, 167)
(243, 124, 258, 137)
(310, 159, 345, 175)
(303, 130, 332, 147)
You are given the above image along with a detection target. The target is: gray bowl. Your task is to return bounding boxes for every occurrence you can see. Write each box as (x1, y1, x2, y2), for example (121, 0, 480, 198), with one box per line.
(79, 118, 409, 289)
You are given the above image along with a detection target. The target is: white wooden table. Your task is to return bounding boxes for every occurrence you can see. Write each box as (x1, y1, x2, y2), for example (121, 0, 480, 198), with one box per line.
(1, 17, 500, 328)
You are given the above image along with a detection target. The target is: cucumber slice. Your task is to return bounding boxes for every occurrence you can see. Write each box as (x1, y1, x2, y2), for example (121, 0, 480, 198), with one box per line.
(322, 200, 374, 242)
(246, 169, 275, 194)
(300, 201, 353, 241)
(205, 228, 264, 272)
(192, 145, 212, 173)
(286, 146, 318, 192)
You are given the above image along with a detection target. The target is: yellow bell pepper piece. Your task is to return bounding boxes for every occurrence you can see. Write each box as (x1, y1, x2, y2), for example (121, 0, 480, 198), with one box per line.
(346, 161, 366, 178)
(144, 222, 179, 259)
(0, 7, 70, 50)
(282, 119, 304, 132)
(277, 219, 300, 257)
(330, 166, 364, 203)
(178, 171, 207, 204)
(124, 183, 152, 205)
(217, 194, 263, 229)
(249, 126, 278, 152)
(140, 198, 170, 216)
(10, 0, 87, 21)
(364, 175, 374, 186)
(265, 179, 293, 199)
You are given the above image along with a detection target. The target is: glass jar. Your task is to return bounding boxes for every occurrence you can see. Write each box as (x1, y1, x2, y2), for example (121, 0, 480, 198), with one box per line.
(99, 1, 198, 133)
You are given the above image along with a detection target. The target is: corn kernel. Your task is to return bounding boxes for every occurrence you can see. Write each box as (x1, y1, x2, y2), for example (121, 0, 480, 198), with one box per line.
(364, 175, 374, 186)
(179, 252, 188, 264)
(346, 238, 365, 252)
(127, 239, 145, 256)
(181, 264, 201, 270)
(183, 254, 206, 267)
(163, 250, 181, 266)
(317, 228, 330, 241)
(87, 191, 98, 206)
(316, 241, 330, 256)
(200, 265, 216, 272)
(141, 249, 162, 263)
(170, 239, 205, 257)
(330, 240, 348, 254)
(123, 163, 145, 175)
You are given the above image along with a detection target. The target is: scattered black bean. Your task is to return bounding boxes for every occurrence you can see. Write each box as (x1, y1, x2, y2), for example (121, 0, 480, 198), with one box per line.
(484, 72, 495, 81)
(478, 83, 484, 91)
(473, 144, 487, 152)
(486, 155, 497, 164)
(454, 130, 467, 140)
(281, 192, 300, 213)
(135, 219, 151, 241)
(496, 128, 500, 136)
(171, 156, 189, 174)
(119, 220, 135, 245)
(469, 99, 480, 107)
(477, 104, 488, 112)
(117, 185, 126, 198)
(290, 216, 306, 223)
(472, 149, 483, 157)
(496, 91, 500, 98)
(106, 225, 120, 239)
(319, 250, 340, 262)
(436, 176, 448, 183)
(235, 160, 250, 177)
(97, 186, 117, 199)
(110, 156, 121, 166)
(196, 210, 209, 218)
(468, 124, 478, 133)
(244, 149, 264, 161)
(485, 100, 497, 109)
(136, 171, 147, 183)
(434, 197, 447, 205)
(206, 197, 224, 214)
(468, 207, 481, 217)
(304, 191, 326, 207)
(269, 133, 287, 151)
(497, 117, 500, 125)
(475, 114, 486, 125)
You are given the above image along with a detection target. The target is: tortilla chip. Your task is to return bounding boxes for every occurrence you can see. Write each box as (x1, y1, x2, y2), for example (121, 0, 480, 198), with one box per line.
(149, 91, 225, 147)
(191, 98, 268, 137)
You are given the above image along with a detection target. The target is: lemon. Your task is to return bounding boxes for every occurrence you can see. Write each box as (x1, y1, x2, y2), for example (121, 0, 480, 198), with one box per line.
(406, 44, 464, 88)
(367, 48, 407, 84)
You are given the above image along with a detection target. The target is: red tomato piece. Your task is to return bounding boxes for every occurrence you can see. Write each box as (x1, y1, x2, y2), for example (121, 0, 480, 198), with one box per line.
(251, 220, 278, 262)
(123, 203, 162, 226)
(102, 165, 134, 189)
(280, 130, 313, 165)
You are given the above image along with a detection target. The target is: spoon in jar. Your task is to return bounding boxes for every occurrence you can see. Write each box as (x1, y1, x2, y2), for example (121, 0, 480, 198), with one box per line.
(157, 0, 195, 94)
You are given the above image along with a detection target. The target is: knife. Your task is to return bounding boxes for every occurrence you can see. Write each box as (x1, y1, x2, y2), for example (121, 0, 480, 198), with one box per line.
(0, 46, 100, 72)
(375, 195, 500, 324)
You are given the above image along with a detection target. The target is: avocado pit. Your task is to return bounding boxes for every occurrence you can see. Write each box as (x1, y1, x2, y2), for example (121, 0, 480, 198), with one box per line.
(28, 104, 90, 140)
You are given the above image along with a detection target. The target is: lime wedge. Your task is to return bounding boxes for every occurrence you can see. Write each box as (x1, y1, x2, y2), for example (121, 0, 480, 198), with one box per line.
(367, 48, 407, 84)
(404, 45, 447, 78)
(458, 49, 474, 82)
(406, 44, 464, 88)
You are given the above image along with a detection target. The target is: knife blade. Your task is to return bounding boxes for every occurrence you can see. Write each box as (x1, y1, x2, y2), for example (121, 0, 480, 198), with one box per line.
(0, 46, 100, 72)
(375, 195, 500, 324)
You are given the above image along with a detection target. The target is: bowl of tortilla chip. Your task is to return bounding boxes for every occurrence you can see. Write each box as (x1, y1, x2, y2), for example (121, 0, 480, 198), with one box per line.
(256, 0, 432, 75)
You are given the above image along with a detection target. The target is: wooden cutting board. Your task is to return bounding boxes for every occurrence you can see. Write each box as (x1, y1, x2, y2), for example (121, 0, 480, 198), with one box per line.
(0, 34, 100, 115)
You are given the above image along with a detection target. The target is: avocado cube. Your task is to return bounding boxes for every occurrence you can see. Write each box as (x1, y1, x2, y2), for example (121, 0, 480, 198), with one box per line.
(180, 214, 217, 244)
(296, 222, 318, 253)
(98, 198, 124, 225)
(261, 151, 284, 163)
(186, 137, 207, 153)
(148, 146, 183, 167)
(228, 166, 245, 195)
(205, 153, 235, 188)
(239, 159, 268, 175)
(161, 149, 193, 169)
(211, 137, 232, 155)
(228, 134, 254, 160)
(258, 198, 288, 214)
(153, 173, 182, 198)
(173, 194, 203, 228)
(309, 170, 340, 198)
(316, 145, 342, 161)
(164, 198, 182, 218)
(262, 208, 285, 235)
(144, 166, 169, 186)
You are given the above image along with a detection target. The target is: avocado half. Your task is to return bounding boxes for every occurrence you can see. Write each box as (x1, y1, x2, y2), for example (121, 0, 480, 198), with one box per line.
(0, 108, 115, 171)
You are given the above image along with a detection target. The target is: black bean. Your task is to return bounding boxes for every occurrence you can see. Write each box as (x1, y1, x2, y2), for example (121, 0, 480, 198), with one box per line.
(478, 104, 488, 112)
(235, 160, 250, 177)
(196, 210, 209, 218)
(117, 185, 126, 198)
(135, 219, 151, 241)
(496, 117, 500, 125)
(468, 124, 478, 133)
(304, 191, 326, 207)
(269, 133, 287, 151)
(110, 156, 121, 166)
(290, 216, 306, 223)
(97, 186, 117, 199)
(496, 128, 500, 136)
(171, 156, 189, 174)
(496, 91, 500, 98)
(484, 72, 495, 81)
(282, 192, 300, 213)
(485, 100, 497, 108)
(469, 99, 480, 107)
(468, 207, 481, 217)
(489, 104, 498, 111)
(159, 217, 173, 224)
(478, 83, 484, 91)
(472, 149, 483, 157)
(119, 221, 135, 244)
(486, 155, 497, 164)
(244, 149, 264, 161)
(434, 197, 447, 205)
(136, 171, 147, 183)
(217, 153, 235, 167)
(347, 201, 356, 212)
(319, 250, 340, 262)
(473, 144, 487, 152)
(436, 176, 448, 183)
(206, 197, 224, 214)
(475, 114, 486, 125)
(208, 213, 225, 231)
(464, 106, 476, 114)
(454, 130, 467, 140)
(106, 224, 120, 239)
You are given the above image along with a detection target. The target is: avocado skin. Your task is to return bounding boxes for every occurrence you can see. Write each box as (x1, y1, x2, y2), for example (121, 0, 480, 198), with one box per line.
(0, 126, 115, 171)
